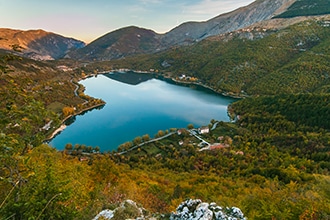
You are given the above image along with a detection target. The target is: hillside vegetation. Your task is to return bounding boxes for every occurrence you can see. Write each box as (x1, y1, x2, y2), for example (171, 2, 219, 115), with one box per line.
(96, 18, 330, 97)
(68, 0, 293, 61)
(274, 0, 330, 18)
(1, 78, 329, 219)
(0, 13, 330, 220)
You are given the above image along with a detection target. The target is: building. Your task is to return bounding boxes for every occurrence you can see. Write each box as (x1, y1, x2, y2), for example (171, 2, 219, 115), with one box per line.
(209, 143, 225, 150)
(198, 126, 209, 134)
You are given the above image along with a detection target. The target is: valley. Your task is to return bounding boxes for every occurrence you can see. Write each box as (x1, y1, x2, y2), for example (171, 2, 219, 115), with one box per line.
(49, 73, 235, 152)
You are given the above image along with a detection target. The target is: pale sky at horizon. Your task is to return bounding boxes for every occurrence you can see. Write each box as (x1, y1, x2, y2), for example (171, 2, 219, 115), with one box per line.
(0, 0, 254, 43)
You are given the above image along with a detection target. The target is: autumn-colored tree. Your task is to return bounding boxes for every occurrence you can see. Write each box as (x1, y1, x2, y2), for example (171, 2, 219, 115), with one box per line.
(142, 134, 150, 142)
(187, 124, 194, 129)
(155, 130, 165, 138)
(65, 143, 73, 151)
(62, 106, 75, 117)
(133, 136, 142, 146)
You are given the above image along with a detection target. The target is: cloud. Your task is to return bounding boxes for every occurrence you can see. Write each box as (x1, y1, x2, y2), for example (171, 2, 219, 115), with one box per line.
(138, 0, 162, 4)
(184, 0, 254, 19)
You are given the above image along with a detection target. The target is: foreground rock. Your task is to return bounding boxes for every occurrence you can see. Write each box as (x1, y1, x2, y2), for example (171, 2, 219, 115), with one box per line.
(94, 199, 246, 220)
(170, 199, 246, 220)
(93, 200, 154, 220)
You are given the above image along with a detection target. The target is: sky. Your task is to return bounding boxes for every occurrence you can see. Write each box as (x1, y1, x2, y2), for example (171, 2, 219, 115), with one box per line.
(0, 0, 255, 43)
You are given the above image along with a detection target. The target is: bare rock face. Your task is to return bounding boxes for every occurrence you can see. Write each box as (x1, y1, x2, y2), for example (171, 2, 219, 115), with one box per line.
(69, 0, 297, 61)
(170, 199, 246, 220)
(93, 199, 246, 220)
(93, 200, 151, 220)
(160, 0, 296, 46)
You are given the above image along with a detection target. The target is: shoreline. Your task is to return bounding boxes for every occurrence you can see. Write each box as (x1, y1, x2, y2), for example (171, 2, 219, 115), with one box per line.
(46, 70, 238, 148)
(99, 70, 246, 99)
(162, 77, 246, 99)
(45, 102, 106, 143)
(166, 78, 225, 97)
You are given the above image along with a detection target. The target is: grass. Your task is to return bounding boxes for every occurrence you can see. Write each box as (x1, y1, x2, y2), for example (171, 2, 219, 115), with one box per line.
(47, 102, 66, 114)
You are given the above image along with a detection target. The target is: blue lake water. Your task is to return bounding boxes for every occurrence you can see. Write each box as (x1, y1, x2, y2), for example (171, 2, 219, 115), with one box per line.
(49, 73, 236, 151)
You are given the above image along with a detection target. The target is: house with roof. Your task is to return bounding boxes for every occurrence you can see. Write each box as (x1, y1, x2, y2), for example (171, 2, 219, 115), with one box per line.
(198, 126, 209, 134)
(209, 143, 226, 150)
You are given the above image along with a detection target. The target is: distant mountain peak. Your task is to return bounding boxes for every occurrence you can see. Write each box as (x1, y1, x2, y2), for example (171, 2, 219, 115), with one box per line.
(69, 0, 300, 61)
(2, 0, 330, 62)
(161, 0, 297, 46)
(67, 26, 161, 61)
(0, 28, 85, 60)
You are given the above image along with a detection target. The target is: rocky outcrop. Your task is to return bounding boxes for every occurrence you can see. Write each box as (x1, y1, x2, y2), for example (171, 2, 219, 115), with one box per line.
(93, 200, 152, 220)
(170, 199, 246, 220)
(160, 0, 296, 46)
(93, 199, 246, 220)
(0, 28, 85, 60)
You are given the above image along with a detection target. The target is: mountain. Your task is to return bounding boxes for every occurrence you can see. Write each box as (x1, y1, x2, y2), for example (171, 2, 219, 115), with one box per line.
(160, 0, 296, 46)
(67, 26, 161, 61)
(96, 15, 330, 96)
(3, 0, 330, 62)
(0, 28, 85, 60)
(69, 0, 296, 61)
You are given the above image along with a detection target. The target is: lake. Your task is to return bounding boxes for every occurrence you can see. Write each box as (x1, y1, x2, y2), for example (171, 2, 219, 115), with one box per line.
(49, 72, 236, 151)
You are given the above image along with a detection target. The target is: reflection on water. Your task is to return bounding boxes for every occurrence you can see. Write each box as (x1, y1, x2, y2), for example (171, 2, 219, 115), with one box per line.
(104, 71, 154, 85)
(50, 73, 236, 151)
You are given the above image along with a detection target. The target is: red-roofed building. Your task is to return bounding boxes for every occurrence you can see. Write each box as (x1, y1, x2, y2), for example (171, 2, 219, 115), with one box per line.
(209, 143, 225, 150)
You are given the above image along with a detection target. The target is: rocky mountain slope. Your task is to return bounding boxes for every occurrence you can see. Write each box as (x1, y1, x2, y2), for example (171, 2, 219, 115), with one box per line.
(68, 0, 297, 61)
(3, 0, 329, 62)
(0, 28, 85, 60)
(160, 0, 296, 46)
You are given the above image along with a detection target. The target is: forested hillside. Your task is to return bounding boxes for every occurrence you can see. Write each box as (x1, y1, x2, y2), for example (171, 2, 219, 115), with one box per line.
(1, 73, 329, 218)
(1, 14, 330, 220)
(1, 53, 330, 220)
(274, 0, 330, 18)
(97, 18, 330, 97)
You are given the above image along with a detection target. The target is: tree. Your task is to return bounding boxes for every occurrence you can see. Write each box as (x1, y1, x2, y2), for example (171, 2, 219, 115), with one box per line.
(142, 134, 150, 142)
(74, 144, 81, 150)
(133, 137, 142, 146)
(62, 106, 75, 117)
(0, 54, 19, 75)
(187, 124, 194, 130)
(156, 130, 165, 138)
(87, 146, 93, 153)
(94, 146, 100, 152)
(65, 143, 73, 151)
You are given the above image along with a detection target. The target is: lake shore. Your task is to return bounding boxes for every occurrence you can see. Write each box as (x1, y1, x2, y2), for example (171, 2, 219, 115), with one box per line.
(164, 77, 244, 98)
(99, 70, 246, 99)
(44, 102, 106, 143)
(49, 74, 234, 151)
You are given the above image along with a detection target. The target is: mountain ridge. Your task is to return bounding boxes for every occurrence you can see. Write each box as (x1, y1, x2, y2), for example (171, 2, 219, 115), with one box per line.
(67, 0, 300, 61)
(0, 28, 85, 60)
(160, 0, 296, 46)
(66, 26, 161, 61)
(68, 0, 298, 61)
(2, 0, 330, 62)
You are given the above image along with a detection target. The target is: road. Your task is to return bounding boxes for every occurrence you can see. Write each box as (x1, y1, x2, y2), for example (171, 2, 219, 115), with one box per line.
(188, 130, 210, 146)
(119, 132, 176, 155)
